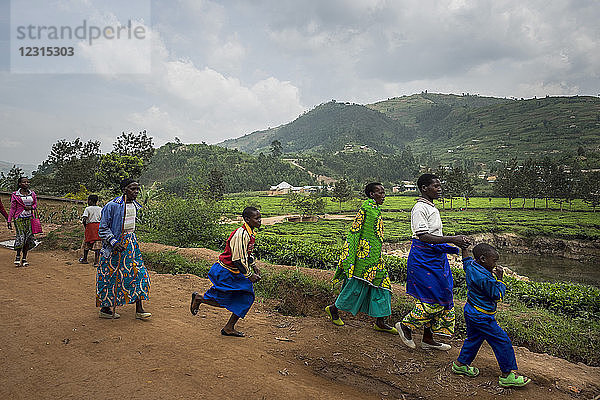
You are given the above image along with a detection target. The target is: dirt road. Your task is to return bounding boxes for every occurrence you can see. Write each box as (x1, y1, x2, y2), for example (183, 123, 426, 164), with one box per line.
(1, 241, 599, 399)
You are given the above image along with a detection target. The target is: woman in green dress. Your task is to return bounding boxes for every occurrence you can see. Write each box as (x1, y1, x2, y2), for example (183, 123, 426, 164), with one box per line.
(325, 182, 396, 333)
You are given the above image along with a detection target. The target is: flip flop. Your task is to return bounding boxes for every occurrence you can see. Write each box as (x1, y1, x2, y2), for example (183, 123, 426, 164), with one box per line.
(190, 292, 200, 315)
(499, 372, 531, 388)
(373, 324, 398, 334)
(452, 362, 480, 377)
(324, 305, 344, 326)
(221, 328, 244, 337)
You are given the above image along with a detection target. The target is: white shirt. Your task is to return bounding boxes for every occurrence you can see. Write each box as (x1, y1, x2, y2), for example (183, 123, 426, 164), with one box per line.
(123, 203, 136, 233)
(82, 205, 102, 223)
(19, 194, 34, 218)
(411, 198, 443, 238)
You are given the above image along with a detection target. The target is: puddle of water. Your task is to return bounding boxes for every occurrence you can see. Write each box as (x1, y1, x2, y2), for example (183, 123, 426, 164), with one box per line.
(501, 252, 600, 287)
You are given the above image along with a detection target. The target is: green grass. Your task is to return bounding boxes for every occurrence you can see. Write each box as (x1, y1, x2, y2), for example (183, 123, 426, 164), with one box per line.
(255, 208, 600, 245)
(221, 194, 600, 217)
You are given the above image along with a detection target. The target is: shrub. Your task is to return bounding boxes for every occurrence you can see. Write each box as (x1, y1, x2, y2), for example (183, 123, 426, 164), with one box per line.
(138, 195, 223, 248)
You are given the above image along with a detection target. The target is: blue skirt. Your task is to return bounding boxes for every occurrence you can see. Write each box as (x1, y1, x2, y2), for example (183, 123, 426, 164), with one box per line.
(203, 263, 255, 318)
(406, 239, 458, 309)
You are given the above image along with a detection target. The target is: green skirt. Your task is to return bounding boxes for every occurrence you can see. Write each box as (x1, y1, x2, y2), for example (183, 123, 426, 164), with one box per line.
(335, 278, 391, 318)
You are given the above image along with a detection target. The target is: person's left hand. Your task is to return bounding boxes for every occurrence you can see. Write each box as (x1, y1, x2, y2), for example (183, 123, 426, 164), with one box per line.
(493, 266, 504, 280)
(249, 273, 261, 283)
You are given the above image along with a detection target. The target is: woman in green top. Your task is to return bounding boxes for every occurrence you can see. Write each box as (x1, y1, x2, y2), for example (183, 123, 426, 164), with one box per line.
(325, 182, 396, 333)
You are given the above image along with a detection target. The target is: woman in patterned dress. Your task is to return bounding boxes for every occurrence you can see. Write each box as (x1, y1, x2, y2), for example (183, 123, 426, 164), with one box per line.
(7, 177, 37, 267)
(96, 178, 151, 320)
(325, 182, 396, 334)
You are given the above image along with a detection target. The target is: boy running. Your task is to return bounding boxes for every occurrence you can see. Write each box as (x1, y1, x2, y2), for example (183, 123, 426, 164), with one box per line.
(190, 207, 262, 337)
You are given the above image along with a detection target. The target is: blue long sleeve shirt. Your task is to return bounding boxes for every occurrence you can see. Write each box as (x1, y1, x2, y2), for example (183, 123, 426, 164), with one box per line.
(463, 257, 506, 315)
(99, 196, 142, 257)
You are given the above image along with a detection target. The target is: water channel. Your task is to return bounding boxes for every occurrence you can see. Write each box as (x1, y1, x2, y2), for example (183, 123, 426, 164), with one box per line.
(500, 252, 600, 287)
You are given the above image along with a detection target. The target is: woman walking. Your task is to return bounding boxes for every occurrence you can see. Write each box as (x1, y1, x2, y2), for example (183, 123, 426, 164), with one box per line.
(396, 174, 470, 350)
(96, 178, 151, 320)
(325, 182, 396, 333)
(7, 177, 37, 267)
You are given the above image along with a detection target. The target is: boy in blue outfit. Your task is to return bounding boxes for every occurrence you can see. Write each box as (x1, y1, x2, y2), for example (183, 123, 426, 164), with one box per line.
(452, 243, 531, 388)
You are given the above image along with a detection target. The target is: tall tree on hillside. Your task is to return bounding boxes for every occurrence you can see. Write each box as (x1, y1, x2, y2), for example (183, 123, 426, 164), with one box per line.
(0, 165, 24, 191)
(270, 140, 283, 158)
(205, 169, 225, 201)
(96, 153, 145, 194)
(331, 179, 353, 210)
(31, 138, 101, 195)
(113, 130, 155, 164)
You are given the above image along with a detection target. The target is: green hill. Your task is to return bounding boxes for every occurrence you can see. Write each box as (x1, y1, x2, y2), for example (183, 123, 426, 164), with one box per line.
(373, 94, 600, 166)
(140, 142, 316, 194)
(219, 101, 416, 155)
(219, 93, 600, 168)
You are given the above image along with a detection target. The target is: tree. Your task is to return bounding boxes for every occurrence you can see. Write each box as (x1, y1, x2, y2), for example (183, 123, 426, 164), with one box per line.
(205, 169, 225, 200)
(113, 130, 155, 164)
(581, 171, 600, 211)
(0, 165, 24, 191)
(270, 140, 283, 158)
(493, 158, 520, 208)
(331, 179, 353, 210)
(31, 138, 101, 195)
(285, 193, 325, 217)
(96, 153, 145, 193)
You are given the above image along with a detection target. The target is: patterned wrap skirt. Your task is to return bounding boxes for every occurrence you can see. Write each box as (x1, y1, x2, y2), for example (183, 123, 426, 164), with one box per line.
(14, 217, 35, 251)
(96, 232, 150, 307)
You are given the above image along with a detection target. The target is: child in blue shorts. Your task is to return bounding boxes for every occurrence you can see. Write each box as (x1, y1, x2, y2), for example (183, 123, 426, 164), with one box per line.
(452, 243, 531, 388)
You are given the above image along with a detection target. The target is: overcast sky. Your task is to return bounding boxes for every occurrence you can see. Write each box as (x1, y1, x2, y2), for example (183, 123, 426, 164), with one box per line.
(1, 0, 599, 166)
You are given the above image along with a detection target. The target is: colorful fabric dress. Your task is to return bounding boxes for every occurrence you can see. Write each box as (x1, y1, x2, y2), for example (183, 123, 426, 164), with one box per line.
(401, 198, 458, 335)
(332, 199, 391, 317)
(9, 190, 37, 252)
(96, 197, 150, 308)
(203, 223, 257, 318)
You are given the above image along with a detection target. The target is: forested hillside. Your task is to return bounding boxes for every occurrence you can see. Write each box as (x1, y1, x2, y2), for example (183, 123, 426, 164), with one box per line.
(140, 142, 316, 194)
(219, 93, 600, 168)
(373, 94, 600, 166)
(219, 101, 416, 155)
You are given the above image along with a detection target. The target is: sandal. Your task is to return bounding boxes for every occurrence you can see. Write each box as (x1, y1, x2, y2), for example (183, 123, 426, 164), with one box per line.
(79, 258, 89, 264)
(190, 292, 200, 315)
(498, 371, 531, 388)
(21, 259, 29, 267)
(324, 305, 344, 326)
(373, 323, 398, 334)
(452, 362, 480, 377)
(14, 256, 21, 265)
